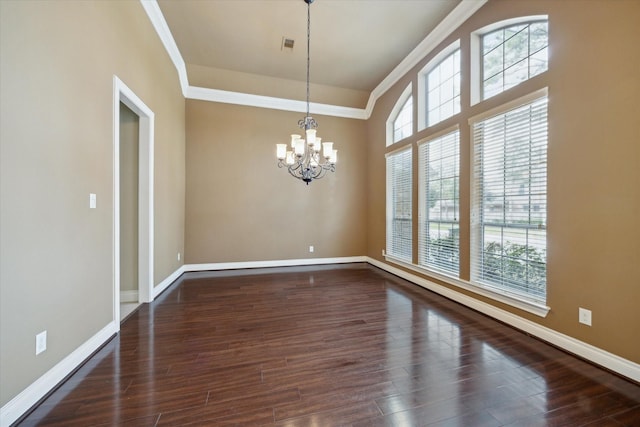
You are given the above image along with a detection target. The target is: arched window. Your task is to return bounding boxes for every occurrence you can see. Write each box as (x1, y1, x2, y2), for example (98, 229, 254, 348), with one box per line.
(478, 18, 548, 100)
(386, 84, 413, 146)
(418, 41, 460, 130)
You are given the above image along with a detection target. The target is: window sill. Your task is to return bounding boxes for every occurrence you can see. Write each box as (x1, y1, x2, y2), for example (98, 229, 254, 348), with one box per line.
(383, 255, 550, 318)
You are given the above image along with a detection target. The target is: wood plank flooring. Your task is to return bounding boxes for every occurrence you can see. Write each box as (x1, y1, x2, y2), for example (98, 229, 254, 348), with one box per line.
(17, 263, 640, 426)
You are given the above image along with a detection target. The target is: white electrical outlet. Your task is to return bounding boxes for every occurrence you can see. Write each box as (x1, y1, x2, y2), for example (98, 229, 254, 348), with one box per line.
(89, 193, 97, 209)
(382, 249, 386, 257)
(177, 252, 181, 261)
(579, 307, 592, 326)
(36, 331, 47, 355)
(309, 245, 314, 253)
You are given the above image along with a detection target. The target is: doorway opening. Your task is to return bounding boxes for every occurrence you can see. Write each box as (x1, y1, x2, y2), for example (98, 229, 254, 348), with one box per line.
(119, 102, 140, 320)
(113, 76, 154, 326)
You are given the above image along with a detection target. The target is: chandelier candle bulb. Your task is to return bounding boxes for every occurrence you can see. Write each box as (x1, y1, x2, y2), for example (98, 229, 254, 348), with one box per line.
(290, 134, 300, 147)
(285, 151, 295, 165)
(276, 144, 287, 160)
(294, 139, 305, 156)
(322, 142, 333, 158)
(314, 137, 322, 152)
(306, 129, 317, 146)
(330, 149, 337, 164)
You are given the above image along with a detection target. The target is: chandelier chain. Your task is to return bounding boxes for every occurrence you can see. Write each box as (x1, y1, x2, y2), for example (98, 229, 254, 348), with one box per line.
(306, 0, 311, 119)
(275, 0, 336, 185)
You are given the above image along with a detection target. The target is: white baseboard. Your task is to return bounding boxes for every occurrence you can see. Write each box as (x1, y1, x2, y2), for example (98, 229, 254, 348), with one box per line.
(153, 265, 186, 298)
(366, 256, 640, 383)
(0, 321, 118, 427)
(4, 256, 637, 427)
(183, 256, 367, 273)
(119, 290, 138, 303)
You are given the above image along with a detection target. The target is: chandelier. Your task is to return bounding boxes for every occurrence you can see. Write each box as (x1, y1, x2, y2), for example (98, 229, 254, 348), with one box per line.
(276, 0, 337, 185)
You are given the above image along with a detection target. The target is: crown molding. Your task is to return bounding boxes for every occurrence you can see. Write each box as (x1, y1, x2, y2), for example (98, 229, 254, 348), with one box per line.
(186, 86, 368, 120)
(141, 0, 487, 120)
(364, 0, 488, 117)
(139, 0, 189, 96)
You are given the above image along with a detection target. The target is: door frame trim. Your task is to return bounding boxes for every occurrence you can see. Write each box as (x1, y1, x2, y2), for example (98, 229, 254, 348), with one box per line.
(113, 76, 154, 325)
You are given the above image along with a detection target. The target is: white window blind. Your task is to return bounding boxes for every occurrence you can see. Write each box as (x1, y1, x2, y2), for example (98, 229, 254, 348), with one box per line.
(471, 95, 547, 303)
(418, 129, 460, 276)
(386, 148, 412, 262)
(393, 96, 413, 143)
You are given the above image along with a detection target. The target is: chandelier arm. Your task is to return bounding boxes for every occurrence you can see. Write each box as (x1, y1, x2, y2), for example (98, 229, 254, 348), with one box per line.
(289, 161, 302, 173)
(316, 166, 329, 180)
(288, 164, 305, 180)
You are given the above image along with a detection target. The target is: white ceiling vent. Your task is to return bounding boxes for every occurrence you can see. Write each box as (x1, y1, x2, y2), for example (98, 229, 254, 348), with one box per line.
(281, 37, 295, 51)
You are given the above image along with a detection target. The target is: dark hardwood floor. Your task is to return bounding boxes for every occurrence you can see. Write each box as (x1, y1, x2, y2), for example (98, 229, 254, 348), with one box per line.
(17, 263, 640, 426)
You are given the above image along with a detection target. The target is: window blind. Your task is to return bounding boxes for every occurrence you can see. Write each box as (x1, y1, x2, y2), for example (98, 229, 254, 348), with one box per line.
(418, 129, 460, 276)
(471, 96, 547, 303)
(386, 148, 412, 262)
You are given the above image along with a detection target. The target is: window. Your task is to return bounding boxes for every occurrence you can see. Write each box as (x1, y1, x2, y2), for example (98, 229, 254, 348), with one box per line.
(386, 84, 413, 146)
(418, 129, 460, 276)
(426, 49, 460, 127)
(471, 92, 548, 303)
(386, 147, 412, 262)
(382, 18, 550, 315)
(393, 96, 413, 142)
(482, 20, 548, 99)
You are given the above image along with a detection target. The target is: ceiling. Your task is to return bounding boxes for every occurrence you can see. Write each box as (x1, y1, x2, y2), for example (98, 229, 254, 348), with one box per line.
(157, 0, 461, 95)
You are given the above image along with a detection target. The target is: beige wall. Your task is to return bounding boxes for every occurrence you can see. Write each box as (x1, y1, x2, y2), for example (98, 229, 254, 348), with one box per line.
(185, 100, 367, 263)
(0, 0, 185, 406)
(1, 0, 638, 414)
(366, 0, 640, 363)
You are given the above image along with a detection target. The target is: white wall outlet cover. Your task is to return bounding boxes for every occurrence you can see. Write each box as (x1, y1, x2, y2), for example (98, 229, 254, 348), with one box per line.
(36, 331, 47, 355)
(579, 307, 592, 326)
(89, 193, 97, 209)
(309, 246, 314, 253)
